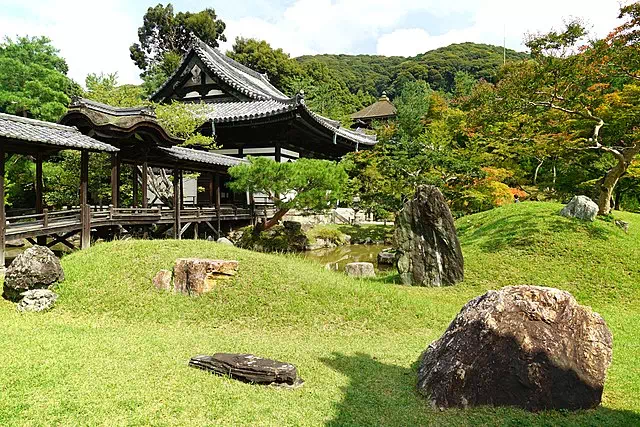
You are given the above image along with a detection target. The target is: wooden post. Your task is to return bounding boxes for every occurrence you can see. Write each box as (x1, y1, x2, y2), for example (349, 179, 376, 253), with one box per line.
(141, 161, 148, 209)
(132, 163, 139, 208)
(80, 150, 90, 250)
(173, 167, 181, 240)
(209, 172, 215, 207)
(35, 153, 47, 246)
(0, 145, 5, 269)
(215, 173, 221, 238)
(179, 170, 185, 210)
(111, 152, 120, 208)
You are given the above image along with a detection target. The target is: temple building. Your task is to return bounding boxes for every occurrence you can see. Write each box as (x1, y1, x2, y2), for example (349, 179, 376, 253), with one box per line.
(350, 92, 397, 129)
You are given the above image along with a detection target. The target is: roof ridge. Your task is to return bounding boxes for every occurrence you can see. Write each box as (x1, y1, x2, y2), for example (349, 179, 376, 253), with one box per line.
(0, 112, 79, 133)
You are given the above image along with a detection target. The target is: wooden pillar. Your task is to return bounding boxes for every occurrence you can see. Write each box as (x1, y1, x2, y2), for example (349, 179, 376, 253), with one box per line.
(141, 161, 148, 208)
(80, 150, 90, 250)
(275, 144, 282, 163)
(208, 172, 215, 207)
(215, 173, 221, 238)
(173, 167, 181, 240)
(111, 152, 120, 208)
(0, 145, 5, 268)
(132, 163, 139, 208)
(179, 170, 185, 210)
(35, 153, 47, 246)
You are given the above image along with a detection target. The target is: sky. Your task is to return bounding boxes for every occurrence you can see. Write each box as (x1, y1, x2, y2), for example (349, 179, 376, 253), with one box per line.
(0, 0, 624, 86)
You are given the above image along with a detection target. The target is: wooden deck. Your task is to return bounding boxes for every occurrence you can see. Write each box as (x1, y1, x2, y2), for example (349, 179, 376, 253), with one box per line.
(5, 204, 271, 248)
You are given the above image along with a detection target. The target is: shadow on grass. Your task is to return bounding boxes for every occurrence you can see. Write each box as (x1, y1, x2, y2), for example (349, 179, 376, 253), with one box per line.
(321, 352, 640, 427)
(458, 213, 613, 253)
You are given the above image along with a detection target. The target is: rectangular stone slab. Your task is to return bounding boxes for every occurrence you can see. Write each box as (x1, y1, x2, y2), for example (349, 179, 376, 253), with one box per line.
(189, 353, 299, 385)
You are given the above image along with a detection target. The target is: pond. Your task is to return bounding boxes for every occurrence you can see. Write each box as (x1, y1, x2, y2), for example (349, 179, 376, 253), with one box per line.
(302, 243, 394, 273)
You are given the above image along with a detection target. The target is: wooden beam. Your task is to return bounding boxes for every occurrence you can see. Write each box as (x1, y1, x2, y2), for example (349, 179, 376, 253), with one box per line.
(215, 173, 221, 238)
(132, 163, 139, 208)
(35, 153, 47, 246)
(0, 145, 5, 269)
(80, 150, 90, 250)
(141, 161, 148, 208)
(111, 152, 120, 208)
(173, 167, 181, 240)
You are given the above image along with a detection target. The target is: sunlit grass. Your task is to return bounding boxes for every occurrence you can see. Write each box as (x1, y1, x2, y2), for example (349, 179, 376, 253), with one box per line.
(0, 202, 638, 425)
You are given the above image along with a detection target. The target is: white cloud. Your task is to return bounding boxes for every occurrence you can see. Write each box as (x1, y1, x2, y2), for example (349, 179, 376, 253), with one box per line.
(0, 0, 627, 85)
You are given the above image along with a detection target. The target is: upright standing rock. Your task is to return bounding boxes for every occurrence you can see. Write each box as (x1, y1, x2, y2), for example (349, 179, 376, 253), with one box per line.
(173, 258, 238, 296)
(393, 185, 463, 286)
(3, 245, 64, 301)
(417, 286, 613, 411)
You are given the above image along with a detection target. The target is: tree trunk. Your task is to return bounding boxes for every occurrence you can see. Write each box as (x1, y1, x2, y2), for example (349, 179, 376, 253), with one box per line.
(533, 158, 544, 185)
(253, 208, 290, 233)
(596, 143, 640, 215)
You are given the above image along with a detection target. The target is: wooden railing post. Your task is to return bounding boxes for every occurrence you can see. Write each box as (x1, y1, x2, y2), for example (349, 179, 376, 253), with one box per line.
(173, 167, 181, 240)
(108, 204, 114, 220)
(43, 208, 49, 227)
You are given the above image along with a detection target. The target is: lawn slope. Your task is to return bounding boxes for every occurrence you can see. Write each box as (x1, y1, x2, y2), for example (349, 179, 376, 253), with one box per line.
(0, 202, 638, 426)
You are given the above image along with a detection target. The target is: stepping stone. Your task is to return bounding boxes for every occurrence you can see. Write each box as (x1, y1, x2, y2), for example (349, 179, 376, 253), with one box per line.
(345, 262, 375, 278)
(189, 353, 303, 388)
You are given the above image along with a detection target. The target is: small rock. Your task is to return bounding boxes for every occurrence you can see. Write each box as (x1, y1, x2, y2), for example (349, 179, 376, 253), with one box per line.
(152, 269, 172, 291)
(560, 196, 599, 222)
(216, 237, 234, 246)
(16, 289, 58, 312)
(417, 285, 613, 411)
(3, 245, 64, 301)
(6, 239, 25, 248)
(615, 220, 629, 233)
(173, 258, 238, 296)
(377, 250, 396, 266)
(345, 262, 375, 278)
(189, 353, 303, 388)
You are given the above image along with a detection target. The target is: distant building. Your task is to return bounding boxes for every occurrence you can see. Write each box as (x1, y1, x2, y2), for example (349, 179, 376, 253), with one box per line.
(350, 92, 397, 129)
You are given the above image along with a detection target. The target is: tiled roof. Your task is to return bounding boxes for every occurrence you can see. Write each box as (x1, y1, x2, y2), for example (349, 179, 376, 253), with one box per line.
(196, 99, 297, 123)
(70, 98, 156, 117)
(0, 112, 118, 152)
(160, 146, 248, 167)
(302, 105, 377, 146)
(351, 95, 397, 120)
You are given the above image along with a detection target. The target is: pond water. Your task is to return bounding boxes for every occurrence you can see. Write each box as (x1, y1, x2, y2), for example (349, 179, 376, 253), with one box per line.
(302, 243, 393, 273)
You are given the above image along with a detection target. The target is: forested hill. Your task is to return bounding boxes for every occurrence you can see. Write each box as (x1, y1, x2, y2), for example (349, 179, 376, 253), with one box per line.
(297, 42, 529, 96)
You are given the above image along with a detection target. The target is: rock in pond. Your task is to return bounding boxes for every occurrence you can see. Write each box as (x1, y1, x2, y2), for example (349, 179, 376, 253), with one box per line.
(560, 196, 599, 221)
(189, 353, 303, 388)
(344, 262, 375, 278)
(417, 285, 613, 412)
(173, 258, 238, 296)
(394, 185, 463, 287)
(16, 289, 58, 312)
(3, 245, 64, 301)
(377, 249, 396, 266)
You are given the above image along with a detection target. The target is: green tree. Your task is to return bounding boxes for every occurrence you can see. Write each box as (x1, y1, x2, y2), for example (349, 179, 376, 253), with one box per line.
(227, 38, 304, 93)
(130, 3, 226, 81)
(228, 157, 348, 231)
(85, 73, 145, 107)
(0, 36, 79, 121)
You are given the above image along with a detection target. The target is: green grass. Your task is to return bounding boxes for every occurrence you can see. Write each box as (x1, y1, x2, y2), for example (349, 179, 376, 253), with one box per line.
(1, 202, 639, 426)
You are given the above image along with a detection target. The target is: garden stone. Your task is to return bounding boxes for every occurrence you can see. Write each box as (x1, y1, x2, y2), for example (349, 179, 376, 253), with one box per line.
(152, 269, 172, 291)
(377, 249, 396, 266)
(216, 237, 234, 246)
(3, 245, 64, 301)
(344, 262, 375, 278)
(189, 353, 303, 388)
(560, 196, 599, 221)
(417, 285, 613, 411)
(173, 258, 238, 296)
(394, 185, 463, 287)
(16, 289, 58, 312)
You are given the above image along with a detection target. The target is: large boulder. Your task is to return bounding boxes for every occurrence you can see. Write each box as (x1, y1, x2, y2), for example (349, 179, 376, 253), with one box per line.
(417, 286, 613, 411)
(393, 185, 463, 286)
(3, 246, 64, 301)
(173, 258, 238, 296)
(560, 196, 599, 221)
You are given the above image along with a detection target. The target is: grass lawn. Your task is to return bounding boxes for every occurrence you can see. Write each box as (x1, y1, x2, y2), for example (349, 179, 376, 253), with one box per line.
(0, 202, 639, 426)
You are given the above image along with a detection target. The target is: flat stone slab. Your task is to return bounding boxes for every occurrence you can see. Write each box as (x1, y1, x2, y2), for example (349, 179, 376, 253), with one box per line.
(189, 353, 303, 388)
